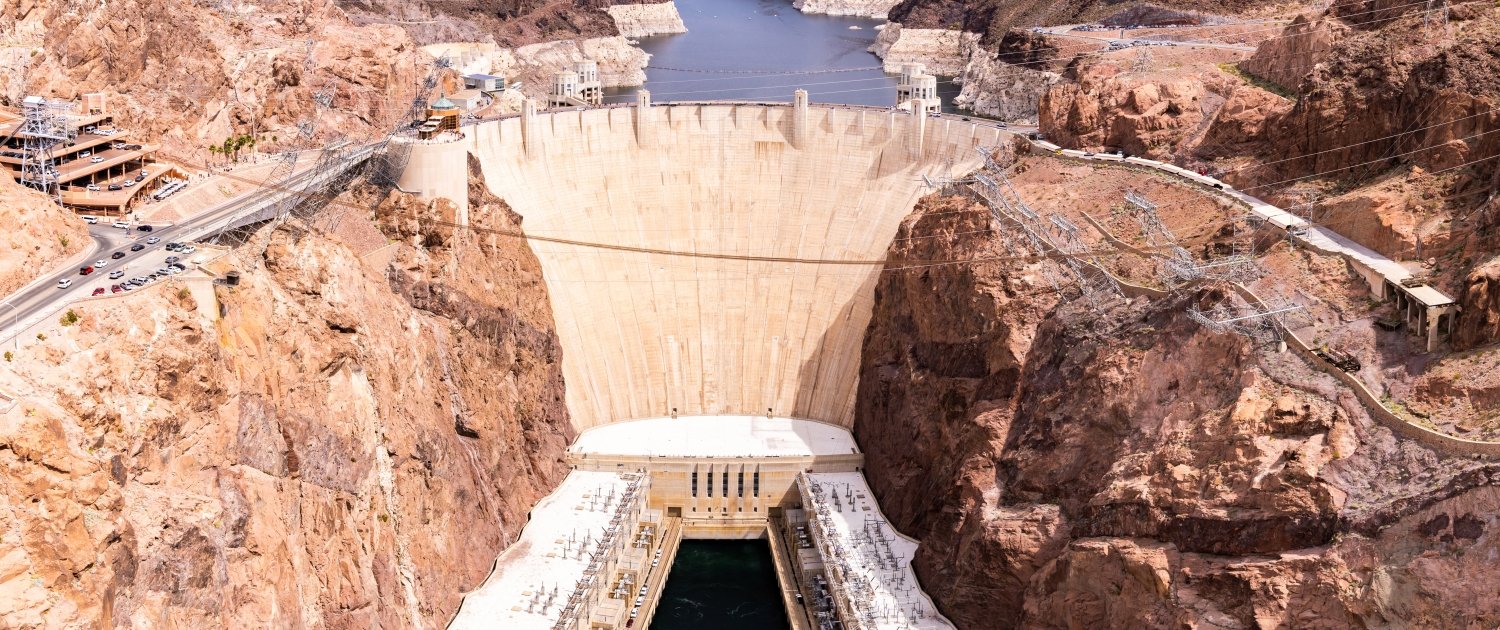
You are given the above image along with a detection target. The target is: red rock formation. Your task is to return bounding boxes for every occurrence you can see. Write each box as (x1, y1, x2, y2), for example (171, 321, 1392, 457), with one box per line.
(855, 193, 1500, 628)
(0, 167, 571, 627)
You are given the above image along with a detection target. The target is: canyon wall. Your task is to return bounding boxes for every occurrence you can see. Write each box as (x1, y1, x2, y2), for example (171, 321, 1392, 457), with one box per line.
(870, 23, 977, 75)
(0, 166, 572, 627)
(795, 0, 902, 20)
(854, 192, 1500, 628)
(0, 175, 89, 298)
(607, 1, 687, 38)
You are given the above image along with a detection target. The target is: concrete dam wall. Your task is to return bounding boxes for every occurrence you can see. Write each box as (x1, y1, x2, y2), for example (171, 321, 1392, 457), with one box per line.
(463, 99, 1006, 430)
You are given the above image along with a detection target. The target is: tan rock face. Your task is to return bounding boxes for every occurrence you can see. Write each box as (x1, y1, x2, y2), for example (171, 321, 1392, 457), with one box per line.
(0, 177, 89, 297)
(1451, 255, 1500, 349)
(10, 0, 426, 157)
(0, 166, 570, 628)
(854, 193, 1500, 628)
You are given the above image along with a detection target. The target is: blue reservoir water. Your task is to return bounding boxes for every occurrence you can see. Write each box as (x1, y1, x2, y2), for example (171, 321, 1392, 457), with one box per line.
(603, 0, 960, 108)
(650, 540, 790, 630)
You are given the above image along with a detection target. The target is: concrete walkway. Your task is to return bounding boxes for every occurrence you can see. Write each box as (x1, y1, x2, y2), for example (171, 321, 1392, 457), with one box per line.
(1035, 143, 1455, 315)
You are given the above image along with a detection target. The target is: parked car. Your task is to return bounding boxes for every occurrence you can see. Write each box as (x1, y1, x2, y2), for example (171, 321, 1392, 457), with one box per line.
(92, 287, 105, 296)
(180, 245, 196, 254)
(79, 266, 94, 275)
(130, 243, 145, 252)
(110, 251, 126, 259)
(111, 285, 122, 293)
(137, 224, 153, 232)
(122, 283, 134, 291)
(164, 256, 180, 264)
(145, 237, 160, 244)
(58, 279, 73, 289)
(109, 270, 124, 279)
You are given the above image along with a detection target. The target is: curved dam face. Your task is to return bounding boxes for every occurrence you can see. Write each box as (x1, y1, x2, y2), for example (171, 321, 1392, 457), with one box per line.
(468, 100, 1006, 429)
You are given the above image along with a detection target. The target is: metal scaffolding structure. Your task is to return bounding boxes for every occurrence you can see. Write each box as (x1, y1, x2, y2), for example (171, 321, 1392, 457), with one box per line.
(18, 96, 74, 205)
(971, 146, 1120, 310)
(1187, 293, 1305, 343)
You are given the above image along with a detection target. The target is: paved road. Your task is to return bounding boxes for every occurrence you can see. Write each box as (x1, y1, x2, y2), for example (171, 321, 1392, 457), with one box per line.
(0, 162, 328, 345)
(1034, 24, 1257, 53)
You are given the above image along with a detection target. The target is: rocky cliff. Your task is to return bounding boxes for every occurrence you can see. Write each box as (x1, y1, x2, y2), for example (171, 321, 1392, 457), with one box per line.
(0, 175, 89, 298)
(606, 1, 687, 38)
(795, 0, 902, 20)
(854, 191, 1500, 628)
(0, 163, 572, 627)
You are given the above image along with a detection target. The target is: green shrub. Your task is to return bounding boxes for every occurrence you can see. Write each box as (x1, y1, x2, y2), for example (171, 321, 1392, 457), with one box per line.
(60, 309, 79, 326)
(3, 351, 12, 362)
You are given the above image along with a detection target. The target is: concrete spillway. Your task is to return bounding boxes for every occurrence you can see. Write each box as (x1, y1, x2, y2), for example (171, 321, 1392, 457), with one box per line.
(456, 97, 1005, 430)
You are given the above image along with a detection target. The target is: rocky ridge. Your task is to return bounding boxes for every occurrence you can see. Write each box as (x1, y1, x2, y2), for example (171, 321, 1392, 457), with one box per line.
(607, 2, 687, 38)
(0, 163, 572, 627)
(855, 190, 1500, 628)
(0, 174, 89, 298)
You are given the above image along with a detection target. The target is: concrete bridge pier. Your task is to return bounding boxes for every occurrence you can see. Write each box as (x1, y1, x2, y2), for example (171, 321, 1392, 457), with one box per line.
(635, 89, 653, 147)
(521, 98, 539, 158)
(908, 100, 928, 159)
(792, 89, 809, 149)
(393, 133, 470, 220)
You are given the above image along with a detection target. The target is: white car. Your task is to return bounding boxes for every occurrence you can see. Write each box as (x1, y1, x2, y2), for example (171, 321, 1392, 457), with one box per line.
(112, 221, 129, 228)
(91, 156, 104, 163)
(57, 279, 72, 289)
(180, 245, 196, 254)
(109, 270, 124, 279)
(81, 215, 99, 224)
(86, 184, 100, 192)
(123, 179, 135, 187)
(79, 150, 91, 157)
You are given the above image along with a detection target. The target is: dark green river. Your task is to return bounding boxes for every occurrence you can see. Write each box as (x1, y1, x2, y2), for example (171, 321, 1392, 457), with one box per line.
(650, 540, 790, 630)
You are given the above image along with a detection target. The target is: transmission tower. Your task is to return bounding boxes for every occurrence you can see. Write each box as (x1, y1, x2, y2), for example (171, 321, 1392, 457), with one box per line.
(1133, 47, 1153, 73)
(1124, 191, 1200, 287)
(18, 96, 74, 205)
(1187, 293, 1305, 344)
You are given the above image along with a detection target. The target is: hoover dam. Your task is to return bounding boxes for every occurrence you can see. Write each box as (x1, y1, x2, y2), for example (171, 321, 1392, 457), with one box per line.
(403, 92, 999, 628)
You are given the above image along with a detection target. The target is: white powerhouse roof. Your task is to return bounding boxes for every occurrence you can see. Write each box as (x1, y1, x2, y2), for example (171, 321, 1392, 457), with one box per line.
(450, 470, 636, 629)
(569, 416, 859, 458)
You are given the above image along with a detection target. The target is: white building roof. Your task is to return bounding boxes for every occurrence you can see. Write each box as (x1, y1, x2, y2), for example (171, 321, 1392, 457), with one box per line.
(450, 470, 638, 630)
(569, 416, 860, 458)
(804, 472, 955, 629)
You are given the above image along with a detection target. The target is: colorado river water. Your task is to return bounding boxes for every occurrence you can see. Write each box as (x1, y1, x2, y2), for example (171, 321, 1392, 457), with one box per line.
(650, 540, 790, 630)
(603, 0, 960, 108)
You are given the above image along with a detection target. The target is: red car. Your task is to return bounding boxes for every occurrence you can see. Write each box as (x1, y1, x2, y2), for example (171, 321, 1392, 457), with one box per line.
(111, 284, 123, 293)
(92, 287, 105, 296)
(79, 266, 94, 275)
